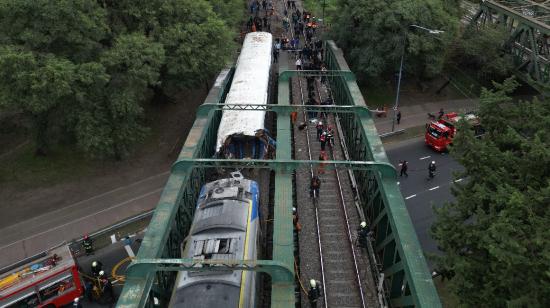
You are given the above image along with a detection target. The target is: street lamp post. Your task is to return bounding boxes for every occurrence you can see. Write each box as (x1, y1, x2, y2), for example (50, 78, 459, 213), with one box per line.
(391, 25, 444, 132)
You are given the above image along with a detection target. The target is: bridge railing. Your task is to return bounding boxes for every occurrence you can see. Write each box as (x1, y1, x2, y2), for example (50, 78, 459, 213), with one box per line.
(324, 40, 441, 307)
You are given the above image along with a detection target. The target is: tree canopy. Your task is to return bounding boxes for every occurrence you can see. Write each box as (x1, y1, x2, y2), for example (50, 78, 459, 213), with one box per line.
(331, 0, 461, 80)
(450, 25, 514, 81)
(431, 78, 550, 307)
(0, 0, 239, 158)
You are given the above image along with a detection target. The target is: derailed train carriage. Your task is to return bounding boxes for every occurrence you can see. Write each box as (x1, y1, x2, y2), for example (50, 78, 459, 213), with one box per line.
(216, 32, 276, 159)
(169, 173, 260, 307)
(170, 32, 274, 307)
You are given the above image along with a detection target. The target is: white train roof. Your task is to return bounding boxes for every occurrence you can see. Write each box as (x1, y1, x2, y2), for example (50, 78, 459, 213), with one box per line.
(215, 32, 273, 153)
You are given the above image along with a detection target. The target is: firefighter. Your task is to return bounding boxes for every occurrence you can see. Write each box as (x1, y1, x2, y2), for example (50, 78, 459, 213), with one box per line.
(91, 261, 103, 277)
(308, 279, 322, 308)
(316, 121, 324, 140)
(326, 126, 334, 149)
(83, 234, 94, 255)
(428, 161, 437, 179)
(73, 297, 83, 308)
(399, 160, 408, 177)
(101, 274, 114, 303)
(357, 221, 370, 248)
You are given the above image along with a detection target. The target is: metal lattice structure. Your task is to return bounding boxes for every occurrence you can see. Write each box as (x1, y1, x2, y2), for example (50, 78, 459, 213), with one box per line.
(116, 42, 440, 307)
(471, 0, 550, 91)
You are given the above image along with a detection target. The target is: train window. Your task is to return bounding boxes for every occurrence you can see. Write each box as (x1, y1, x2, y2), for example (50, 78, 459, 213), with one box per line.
(193, 238, 238, 257)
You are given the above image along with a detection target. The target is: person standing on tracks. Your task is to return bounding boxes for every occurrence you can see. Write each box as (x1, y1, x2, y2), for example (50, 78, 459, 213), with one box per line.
(316, 121, 324, 140)
(319, 130, 327, 151)
(308, 279, 322, 308)
(357, 221, 370, 248)
(273, 45, 279, 63)
(295, 57, 302, 70)
(399, 160, 408, 177)
(310, 175, 321, 198)
(326, 126, 334, 148)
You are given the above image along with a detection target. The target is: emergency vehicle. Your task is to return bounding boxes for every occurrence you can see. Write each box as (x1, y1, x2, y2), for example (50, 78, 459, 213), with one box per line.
(0, 245, 83, 307)
(425, 112, 484, 152)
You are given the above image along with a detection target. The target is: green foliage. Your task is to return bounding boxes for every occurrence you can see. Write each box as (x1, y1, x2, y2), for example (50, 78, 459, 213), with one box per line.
(432, 77, 550, 307)
(331, 0, 460, 80)
(451, 25, 514, 81)
(0, 0, 237, 159)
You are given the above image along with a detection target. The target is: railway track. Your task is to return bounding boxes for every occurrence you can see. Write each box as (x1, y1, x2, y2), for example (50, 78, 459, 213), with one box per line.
(295, 72, 367, 307)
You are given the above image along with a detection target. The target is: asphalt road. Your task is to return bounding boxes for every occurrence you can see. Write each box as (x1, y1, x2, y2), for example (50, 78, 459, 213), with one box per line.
(75, 233, 144, 307)
(384, 138, 464, 261)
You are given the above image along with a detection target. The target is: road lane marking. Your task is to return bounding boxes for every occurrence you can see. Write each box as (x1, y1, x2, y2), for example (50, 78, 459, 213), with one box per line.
(429, 186, 440, 191)
(405, 194, 416, 200)
(419, 156, 431, 160)
(124, 244, 135, 258)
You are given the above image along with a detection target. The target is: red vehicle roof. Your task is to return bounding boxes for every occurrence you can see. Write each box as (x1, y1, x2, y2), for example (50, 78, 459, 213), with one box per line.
(0, 245, 75, 298)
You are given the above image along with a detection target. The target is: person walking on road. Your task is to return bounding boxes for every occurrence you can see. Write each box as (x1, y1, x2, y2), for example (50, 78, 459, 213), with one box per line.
(399, 160, 408, 177)
(73, 297, 83, 308)
(428, 160, 437, 179)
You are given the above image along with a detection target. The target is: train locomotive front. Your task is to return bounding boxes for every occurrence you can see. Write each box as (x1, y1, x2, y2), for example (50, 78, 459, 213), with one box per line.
(169, 172, 260, 308)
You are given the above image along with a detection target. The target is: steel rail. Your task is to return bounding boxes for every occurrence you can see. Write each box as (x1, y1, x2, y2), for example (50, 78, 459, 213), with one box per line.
(288, 5, 328, 304)
(296, 57, 329, 308)
(325, 76, 388, 308)
(317, 82, 367, 308)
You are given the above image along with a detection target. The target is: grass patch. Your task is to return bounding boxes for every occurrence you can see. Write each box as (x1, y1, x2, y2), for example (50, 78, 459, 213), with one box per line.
(0, 142, 96, 188)
(434, 277, 461, 307)
(359, 83, 394, 109)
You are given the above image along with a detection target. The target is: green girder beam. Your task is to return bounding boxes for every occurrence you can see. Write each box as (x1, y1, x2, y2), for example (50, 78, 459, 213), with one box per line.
(278, 69, 356, 82)
(271, 51, 295, 307)
(172, 158, 396, 178)
(471, 0, 550, 92)
(196, 102, 372, 115)
(125, 259, 294, 283)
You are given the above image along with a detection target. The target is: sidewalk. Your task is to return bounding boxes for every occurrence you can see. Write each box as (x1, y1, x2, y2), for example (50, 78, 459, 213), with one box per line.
(372, 98, 479, 135)
(0, 172, 168, 269)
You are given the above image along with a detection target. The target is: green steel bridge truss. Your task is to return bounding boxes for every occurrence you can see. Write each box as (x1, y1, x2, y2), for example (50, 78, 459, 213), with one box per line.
(471, 0, 550, 92)
(116, 41, 440, 307)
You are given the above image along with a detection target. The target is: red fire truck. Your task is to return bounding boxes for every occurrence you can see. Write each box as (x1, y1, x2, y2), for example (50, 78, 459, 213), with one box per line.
(425, 112, 484, 152)
(0, 245, 83, 308)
